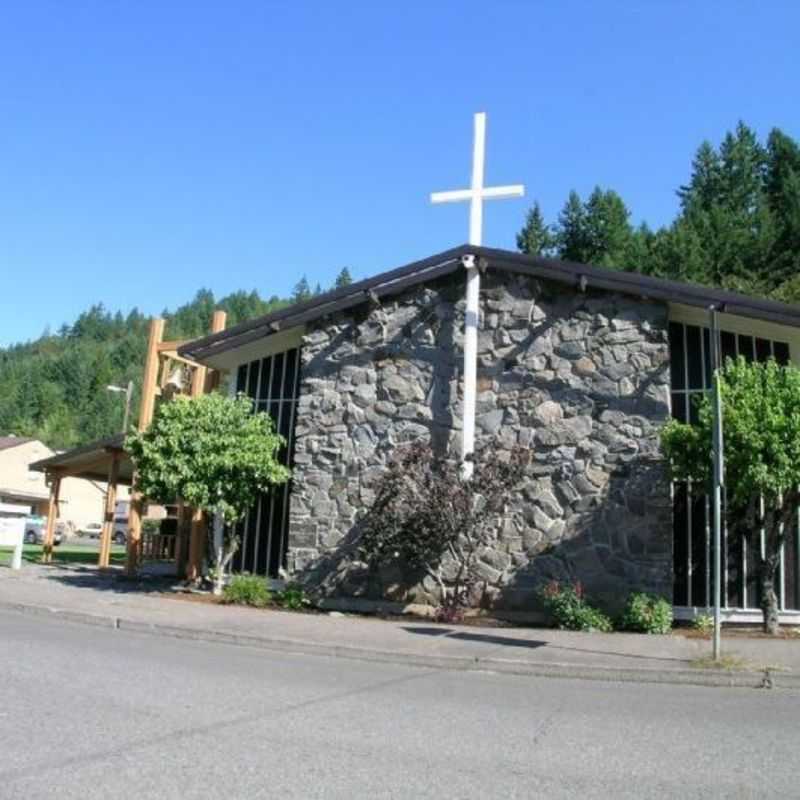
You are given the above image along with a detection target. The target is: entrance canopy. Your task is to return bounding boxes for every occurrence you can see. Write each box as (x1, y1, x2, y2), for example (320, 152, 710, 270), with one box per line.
(30, 433, 132, 485)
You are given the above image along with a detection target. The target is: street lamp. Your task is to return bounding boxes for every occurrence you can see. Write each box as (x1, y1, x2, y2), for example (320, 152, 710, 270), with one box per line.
(107, 381, 134, 433)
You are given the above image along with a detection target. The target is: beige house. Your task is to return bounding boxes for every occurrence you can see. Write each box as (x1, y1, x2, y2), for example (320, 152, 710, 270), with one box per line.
(0, 436, 129, 533)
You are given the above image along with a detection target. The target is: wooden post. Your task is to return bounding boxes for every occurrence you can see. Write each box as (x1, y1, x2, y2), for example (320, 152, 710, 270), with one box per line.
(126, 318, 165, 576)
(185, 310, 227, 581)
(191, 310, 227, 395)
(98, 453, 120, 569)
(41, 475, 61, 563)
(186, 510, 207, 582)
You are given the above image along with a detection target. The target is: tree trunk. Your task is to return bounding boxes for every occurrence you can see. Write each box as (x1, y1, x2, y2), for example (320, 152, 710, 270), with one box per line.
(759, 555, 781, 635)
(213, 541, 226, 596)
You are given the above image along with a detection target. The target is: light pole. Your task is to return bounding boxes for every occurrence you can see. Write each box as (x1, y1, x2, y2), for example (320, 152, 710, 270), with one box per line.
(107, 381, 134, 434)
(708, 306, 724, 661)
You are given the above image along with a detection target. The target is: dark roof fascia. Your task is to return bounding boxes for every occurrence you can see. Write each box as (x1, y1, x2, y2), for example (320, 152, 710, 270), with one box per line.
(179, 246, 471, 362)
(30, 433, 126, 473)
(180, 244, 800, 364)
(481, 247, 800, 329)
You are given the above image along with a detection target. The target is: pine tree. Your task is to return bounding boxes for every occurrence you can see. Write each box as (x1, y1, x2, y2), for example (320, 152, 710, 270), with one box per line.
(516, 203, 555, 256)
(556, 191, 590, 263)
(334, 267, 353, 288)
(292, 276, 311, 303)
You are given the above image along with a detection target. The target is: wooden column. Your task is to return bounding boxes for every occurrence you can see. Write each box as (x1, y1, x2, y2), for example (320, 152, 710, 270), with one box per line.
(41, 475, 61, 563)
(186, 510, 207, 582)
(98, 453, 120, 569)
(185, 310, 227, 581)
(126, 318, 165, 577)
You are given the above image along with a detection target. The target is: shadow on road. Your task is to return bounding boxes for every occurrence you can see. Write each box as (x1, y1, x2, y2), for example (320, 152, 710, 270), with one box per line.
(403, 625, 688, 663)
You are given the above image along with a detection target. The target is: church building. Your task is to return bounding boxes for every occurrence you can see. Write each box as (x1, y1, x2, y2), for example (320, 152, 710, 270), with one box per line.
(180, 243, 800, 621)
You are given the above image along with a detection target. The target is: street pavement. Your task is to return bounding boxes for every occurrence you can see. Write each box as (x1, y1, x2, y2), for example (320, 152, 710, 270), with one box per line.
(1, 609, 798, 799)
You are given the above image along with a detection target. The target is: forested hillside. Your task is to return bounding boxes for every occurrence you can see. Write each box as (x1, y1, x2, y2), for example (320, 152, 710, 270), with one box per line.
(0, 269, 353, 449)
(3, 122, 799, 450)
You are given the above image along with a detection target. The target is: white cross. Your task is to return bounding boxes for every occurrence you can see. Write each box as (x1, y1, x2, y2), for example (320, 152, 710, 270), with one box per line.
(430, 112, 524, 477)
(430, 111, 525, 246)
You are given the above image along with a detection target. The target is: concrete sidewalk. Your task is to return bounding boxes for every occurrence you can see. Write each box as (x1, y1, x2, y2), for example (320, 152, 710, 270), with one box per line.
(2, 562, 799, 690)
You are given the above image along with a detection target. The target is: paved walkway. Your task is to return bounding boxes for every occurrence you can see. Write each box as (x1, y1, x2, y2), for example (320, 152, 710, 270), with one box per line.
(2, 562, 799, 689)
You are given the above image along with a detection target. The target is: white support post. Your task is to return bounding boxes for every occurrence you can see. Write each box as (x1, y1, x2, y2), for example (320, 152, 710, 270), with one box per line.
(461, 255, 480, 478)
(709, 307, 724, 661)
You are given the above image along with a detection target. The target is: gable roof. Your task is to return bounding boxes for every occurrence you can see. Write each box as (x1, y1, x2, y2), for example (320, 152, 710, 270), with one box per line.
(0, 436, 35, 453)
(179, 244, 800, 364)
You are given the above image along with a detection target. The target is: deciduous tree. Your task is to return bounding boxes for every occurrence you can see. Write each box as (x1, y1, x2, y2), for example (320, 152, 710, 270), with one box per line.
(126, 393, 290, 594)
(660, 357, 800, 634)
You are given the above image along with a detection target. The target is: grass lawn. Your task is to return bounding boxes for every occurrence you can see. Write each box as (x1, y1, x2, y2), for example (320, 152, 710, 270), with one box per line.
(0, 543, 126, 567)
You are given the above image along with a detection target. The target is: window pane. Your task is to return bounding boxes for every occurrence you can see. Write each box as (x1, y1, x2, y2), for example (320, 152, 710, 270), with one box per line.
(246, 359, 260, 398)
(686, 326, 703, 389)
(669, 322, 686, 390)
(702, 327, 712, 388)
(236, 364, 248, 393)
(755, 338, 772, 363)
(738, 335, 755, 362)
(671, 392, 687, 423)
(720, 331, 737, 363)
(282, 349, 298, 399)
(270, 352, 285, 400)
(258, 357, 273, 401)
(673, 482, 689, 606)
(689, 394, 702, 425)
(774, 341, 790, 366)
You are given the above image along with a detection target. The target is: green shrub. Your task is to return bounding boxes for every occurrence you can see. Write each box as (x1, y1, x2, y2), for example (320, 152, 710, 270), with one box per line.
(539, 581, 613, 633)
(275, 585, 311, 610)
(222, 574, 271, 608)
(621, 592, 673, 634)
(142, 518, 161, 535)
(692, 613, 715, 635)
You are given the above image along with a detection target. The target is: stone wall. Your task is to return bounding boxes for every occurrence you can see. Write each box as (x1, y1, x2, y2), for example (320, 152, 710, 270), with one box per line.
(287, 268, 673, 612)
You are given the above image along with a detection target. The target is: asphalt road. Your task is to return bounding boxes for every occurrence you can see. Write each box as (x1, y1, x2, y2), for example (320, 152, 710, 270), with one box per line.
(1, 610, 797, 800)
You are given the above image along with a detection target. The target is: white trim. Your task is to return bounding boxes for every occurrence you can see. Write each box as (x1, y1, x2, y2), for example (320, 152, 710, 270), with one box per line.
(669, 303, 800, 366)
(202, 326, 305, 373)
(673, 606, 800, 625)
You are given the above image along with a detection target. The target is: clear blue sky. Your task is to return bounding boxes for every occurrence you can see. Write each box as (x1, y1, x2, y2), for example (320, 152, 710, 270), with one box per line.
(2, 1, 799, 346)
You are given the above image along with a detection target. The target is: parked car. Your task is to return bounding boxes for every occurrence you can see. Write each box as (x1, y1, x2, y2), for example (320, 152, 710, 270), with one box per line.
(79, 522, 104, 539)
(24, 517, 64, 546)
(113, 521, 127, 545)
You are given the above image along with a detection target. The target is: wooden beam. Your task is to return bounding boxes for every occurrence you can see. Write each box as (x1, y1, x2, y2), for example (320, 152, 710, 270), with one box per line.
(140, 319, 165, 431)
(98, 454, 120, 569)
(191, 310, 227, 396)
(126, 318, 164, 577)
(41, 477, 61, 563)
(186, 509, 206, 583)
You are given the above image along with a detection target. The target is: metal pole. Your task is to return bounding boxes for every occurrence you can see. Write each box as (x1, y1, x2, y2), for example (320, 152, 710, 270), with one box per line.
(709, 307, 724, 660)
(122, 380, 134, 433)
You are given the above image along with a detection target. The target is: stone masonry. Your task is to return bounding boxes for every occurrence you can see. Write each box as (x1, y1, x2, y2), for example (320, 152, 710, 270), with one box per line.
(286, 268, 673, 612)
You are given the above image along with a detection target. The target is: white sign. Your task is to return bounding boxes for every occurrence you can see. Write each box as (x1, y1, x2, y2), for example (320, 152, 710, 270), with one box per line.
(0, 517, 25, 569)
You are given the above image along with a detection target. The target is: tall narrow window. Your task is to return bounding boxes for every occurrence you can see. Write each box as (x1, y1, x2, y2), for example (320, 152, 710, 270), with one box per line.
(669, 321, 796, 611)
(231, 347, 302, 577)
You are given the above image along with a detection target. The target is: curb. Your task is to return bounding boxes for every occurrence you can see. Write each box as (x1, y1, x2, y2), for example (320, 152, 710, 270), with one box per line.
(2, 599, 797, 691)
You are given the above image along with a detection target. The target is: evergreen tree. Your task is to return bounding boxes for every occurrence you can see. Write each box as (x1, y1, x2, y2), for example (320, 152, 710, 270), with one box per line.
(550, 188, 640, 268)
(334, 267, 353, 288)
(516, 203, 555, 256)
(292, 276, 311, 303)
(555, 191, 590, 262)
